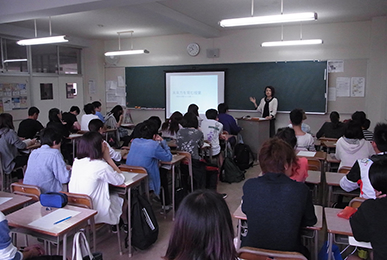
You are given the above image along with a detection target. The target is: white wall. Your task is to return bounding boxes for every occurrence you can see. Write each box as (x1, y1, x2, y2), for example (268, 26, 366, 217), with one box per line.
(83, 17, 387, 133)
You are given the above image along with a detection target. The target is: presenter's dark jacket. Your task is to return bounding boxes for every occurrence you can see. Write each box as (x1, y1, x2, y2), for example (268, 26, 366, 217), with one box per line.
(350, 197, 387, 260)
(242, 172, 316, 254)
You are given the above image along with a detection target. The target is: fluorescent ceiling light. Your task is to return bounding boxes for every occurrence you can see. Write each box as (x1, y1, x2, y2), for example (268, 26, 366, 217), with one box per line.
(219, 12, 317, 27)
(17, 35, 68, 46)
(261, 39, 323, 47)
(4, 59, 28, 63)
(104, 49, 149, 56)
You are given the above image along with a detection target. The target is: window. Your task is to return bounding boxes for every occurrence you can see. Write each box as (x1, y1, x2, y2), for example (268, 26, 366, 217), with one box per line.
(59, 46, 81, 74)
(31, 45, 58, 73)
(1, 38, 28, 73)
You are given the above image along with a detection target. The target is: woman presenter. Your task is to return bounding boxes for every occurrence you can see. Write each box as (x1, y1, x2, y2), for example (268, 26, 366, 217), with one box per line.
(250, 86, 278, 137)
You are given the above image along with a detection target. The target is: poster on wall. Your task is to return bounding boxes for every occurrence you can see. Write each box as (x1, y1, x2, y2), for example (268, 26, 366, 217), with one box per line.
(351, 77, 365, 97)
(66, 83, 77, 99)
(40, 83, 53, 100)
(0, 83, 28, 110)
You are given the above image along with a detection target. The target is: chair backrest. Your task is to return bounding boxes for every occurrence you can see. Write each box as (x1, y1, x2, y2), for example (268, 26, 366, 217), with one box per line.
(118, 165, 147, 174)
(307, 158, 321, 171)
(61, 191, 93, 209)
(338, 166, 351, 174)
(238, 247, 307, 260)
(349, 197, 366, 209)
(319, 137, 338, 142)
(11, 183, 41, 201)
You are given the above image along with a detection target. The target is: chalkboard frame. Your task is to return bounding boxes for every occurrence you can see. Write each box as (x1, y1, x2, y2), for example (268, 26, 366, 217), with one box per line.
(125, 60, 327, 113)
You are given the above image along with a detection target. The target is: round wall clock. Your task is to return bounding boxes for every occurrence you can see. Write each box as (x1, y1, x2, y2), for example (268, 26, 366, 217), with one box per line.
(187, 43, 200, 56)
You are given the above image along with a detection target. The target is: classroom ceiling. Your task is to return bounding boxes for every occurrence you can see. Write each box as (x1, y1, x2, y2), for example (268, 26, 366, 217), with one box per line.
(0, 0, 386, 42)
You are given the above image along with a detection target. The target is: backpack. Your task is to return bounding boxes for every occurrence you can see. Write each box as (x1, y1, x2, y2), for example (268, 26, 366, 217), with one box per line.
(220, 144, 245, 183)
(127, 190, 158, 250)
(234, 143, 254, 170)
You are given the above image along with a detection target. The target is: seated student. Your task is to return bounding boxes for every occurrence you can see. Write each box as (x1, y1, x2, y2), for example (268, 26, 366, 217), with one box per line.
(0, 113, 35, 180)
(242, 138, 316, 258)
(176, 112, 206, 190)
(126, 116, 162, 146)
(104, 105, 130, 146)
(126, 120, 172, 204)
(316, 111, 346, 139)
(23, 128, 71, 193)
(362, 118, 373, 141)
(275, 127, 309, 182)
(62, 106, 81, 133)
(187, 104, 203, 127)
(92, 101, 105, 123)
(164, 190, 237, 260)
(201, 109, 226, 162)
(340, 123, 387, 199)
(69, 132, 125, 226)
(217, 103, 242, 136)
(288, 109, 312, 135)
(88, 119, 126, 162)
(160, 111, 183, 140)
(17, 106, 44, 139)
(80, 103, 99, 131)
(349, 159, 387, 260)
(335, 120, 374, 170)
(0, 211, 51, 259)
(290, 108, 315, 151)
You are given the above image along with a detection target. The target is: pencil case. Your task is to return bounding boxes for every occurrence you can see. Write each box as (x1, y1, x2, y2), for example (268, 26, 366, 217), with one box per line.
(40, 192, 68, 208)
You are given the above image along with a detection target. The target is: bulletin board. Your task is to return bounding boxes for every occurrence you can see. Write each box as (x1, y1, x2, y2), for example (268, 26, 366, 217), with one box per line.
(0, 76, 30, 121)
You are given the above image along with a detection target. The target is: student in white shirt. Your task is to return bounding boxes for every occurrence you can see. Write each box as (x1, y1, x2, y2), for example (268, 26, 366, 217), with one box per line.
(290, 108, 315, 151)
(80, 103, 99, 131)
(201, 109, 225, 159)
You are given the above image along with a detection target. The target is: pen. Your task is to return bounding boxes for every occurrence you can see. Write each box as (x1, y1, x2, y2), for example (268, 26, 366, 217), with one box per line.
(53, 216, 72, 225)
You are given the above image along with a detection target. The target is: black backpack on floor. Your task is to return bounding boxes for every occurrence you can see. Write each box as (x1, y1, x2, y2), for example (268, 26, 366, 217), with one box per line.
(234, 143, 254, 170)
(127, 190, 158, 250)
(220, 144, 245, 183)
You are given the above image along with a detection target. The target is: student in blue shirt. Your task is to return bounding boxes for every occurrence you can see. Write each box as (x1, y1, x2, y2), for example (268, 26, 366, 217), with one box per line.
(92, 101, 105, 123)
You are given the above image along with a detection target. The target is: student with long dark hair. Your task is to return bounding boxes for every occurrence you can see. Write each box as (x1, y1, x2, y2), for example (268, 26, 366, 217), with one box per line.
(161, 111, 183, 140)
(105, 105, 130, 146)
(316, 111, 346, 139)
(164, 190, 237, 260)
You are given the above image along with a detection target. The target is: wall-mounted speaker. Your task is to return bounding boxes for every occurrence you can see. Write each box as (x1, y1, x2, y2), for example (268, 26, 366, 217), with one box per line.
(206, 48, 220, 58)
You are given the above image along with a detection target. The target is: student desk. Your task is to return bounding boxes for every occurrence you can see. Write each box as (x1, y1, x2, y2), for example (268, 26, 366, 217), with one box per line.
(68, 133, 83, 158)
(321, 141, 336, 154)
(7, 203, 97, 260)
(306, 171, 321, 204)
(0, 191, 33, 215)
(161, 153, 191, 220)
(325, 172, 359, 207)
(324, 207, 353, 260)
(326, 153, 340, 172)
(233, 205, 323, 260)
(111, 170, 148, 257)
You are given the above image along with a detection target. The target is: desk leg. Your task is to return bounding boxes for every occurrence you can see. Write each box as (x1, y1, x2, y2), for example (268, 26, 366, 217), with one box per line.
(172, 165, 175, 221)
(328, 186, 333, 207)
(62, 235, 67, 260)
(90, 218, 96, 252)
(327, 232, 333, 260)
(236, 219, 241, 250)
(72, 140, 76, 159)
(127, 187, 132, 257)
(314, 230, 318, 260)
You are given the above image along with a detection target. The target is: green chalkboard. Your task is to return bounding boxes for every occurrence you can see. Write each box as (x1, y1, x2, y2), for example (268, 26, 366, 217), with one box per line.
(125, 60, 327, 112)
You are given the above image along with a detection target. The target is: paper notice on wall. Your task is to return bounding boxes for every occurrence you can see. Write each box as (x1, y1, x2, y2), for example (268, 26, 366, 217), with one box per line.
(351, 77, 365, 97)
(336, 77, 350, 97)
(328, 60, 344, 73)
(116, 87, 126, 97)
(328, 87, 337, 101)
(118, 76, 125, 87)
(2, 97, 12, 111)
(106, 80, 117, 90)
(89, 80, 96, 95)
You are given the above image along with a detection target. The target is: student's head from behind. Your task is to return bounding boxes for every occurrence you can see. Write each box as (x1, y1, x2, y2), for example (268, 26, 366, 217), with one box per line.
(362, 119, 371, 130)
(110, 105, 123, 121)
(0, 113, 14, 130)
(369, 159, 387, 195)
(139, 120, 159, 139)
(164, 190, 236, 260)
(92, 101, 102, 112)
(88, 119, 105, 133)
(275, 127, 297, 149)
(48, 108, 61, 123)
(70, 106, 80, 115)
(83, 103, 95, 115)
(76, 131, 103, 160)
(183, 112, 199, 129)
(351, 111, 366, 125)
(264, 86, 275, 98)
(148, 116, 162, 130)
(330, 111, 340, 124)
(217, 103, 228, 114)
(373, 123, 387, 152)
(206, 109, 218, 120)
(344, 120, 364, 140)
(259, 138, 295, 176)
(187, 104, 199, 116)
(40, 128, 62, 147)
(28, 106, 40, 119)
(289, 108, 303, 126)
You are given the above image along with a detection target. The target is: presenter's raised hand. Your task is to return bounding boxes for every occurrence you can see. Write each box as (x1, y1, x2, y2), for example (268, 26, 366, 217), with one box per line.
(249, 96, 257, 108)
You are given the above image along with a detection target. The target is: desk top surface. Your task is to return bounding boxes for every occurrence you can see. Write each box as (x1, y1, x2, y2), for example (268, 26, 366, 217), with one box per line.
(7, 203, 97, 237)
(116, 171, 148, 188)
(233, 204, 323, 230)
(326, 153, 340, 163)
(161, 154, 186, 165)
(297, 151, 326, 161)
(0, 192, 33, 214)
(325, 207, 353, 236)
(325, 172, 345, 186)
(306, 171, 321, 184)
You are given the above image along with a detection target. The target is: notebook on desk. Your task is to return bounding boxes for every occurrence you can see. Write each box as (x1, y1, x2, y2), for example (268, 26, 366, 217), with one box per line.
(297, 151, 317, 157)
(121, 171, 139, 186)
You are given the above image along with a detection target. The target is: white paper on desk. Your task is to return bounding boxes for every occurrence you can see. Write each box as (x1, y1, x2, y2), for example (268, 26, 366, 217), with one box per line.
(28, 209, 80, 229)
(348, 236, 372, 249)
(121, 172, 139, 185)
(69, 134, 83, 138)
(297, 151, 316, 157)
(0, 197, 12, 205)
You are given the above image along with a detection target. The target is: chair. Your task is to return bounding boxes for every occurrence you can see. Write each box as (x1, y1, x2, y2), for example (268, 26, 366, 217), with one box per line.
(307, 158, 321, 171)
(176, 151, 194, 192)
(238, 247, 307, 260)
(349, 197, 366, 208)
(10, 183, 41, 201)
(61, 191, 122, 255)
(338, 166, 351, 174)
(0, 154, 25, 192)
